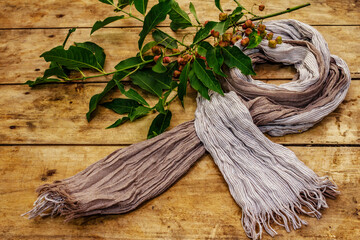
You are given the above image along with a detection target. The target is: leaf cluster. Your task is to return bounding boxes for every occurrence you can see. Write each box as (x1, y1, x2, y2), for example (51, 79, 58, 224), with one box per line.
(25, 0, 273, 139)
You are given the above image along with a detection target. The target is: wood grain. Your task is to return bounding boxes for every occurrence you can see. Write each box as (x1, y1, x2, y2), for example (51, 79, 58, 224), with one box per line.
(0, 81, 358, 145)
(1, 26, 359, 85)
(1, 0, 360, 29)
(0, 146, 358, 240)
(1, 0, 359, 239)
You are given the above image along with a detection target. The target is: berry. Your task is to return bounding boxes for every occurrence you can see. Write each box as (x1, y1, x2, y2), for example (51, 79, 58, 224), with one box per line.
(211, 30, 220, 38)
(222, 32, 233, 42)
(258, 24, 266, 33)
(163, 56, 171, 63)
(151, 46, 161, 55)
(242, 23, 247, 29)
(204, 20, 209, 26)
(241, 37, 249, 47)
(266, 32, 273, 40)
(231, 36, 242, 45)
(178, 65, 184, 71)
(245, 28, 252, 36)
(260, 30, 267, 38)
(182, 54, 192, 62)
(268, 40, 277, 48)
(199, 56, 206, 61)
(218, 40, 230, 47)
(259, 5, 265, 11)
(153, 55, 160, 62)
(219, 12, 228, 21)
(173, 70, 181, 78)
(275, 36, 282, 44)
(245, 19, 253, 28)
(177, 56, 186, 65)
(172, 48, 180, 53)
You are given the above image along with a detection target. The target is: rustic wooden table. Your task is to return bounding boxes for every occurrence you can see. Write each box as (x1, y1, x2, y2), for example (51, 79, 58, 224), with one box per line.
(1, 0, 359, 239)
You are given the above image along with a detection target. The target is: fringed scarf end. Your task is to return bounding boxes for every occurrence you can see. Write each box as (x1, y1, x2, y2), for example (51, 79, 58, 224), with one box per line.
(22, 183, 79, 220)
(242, 178, 339, 240)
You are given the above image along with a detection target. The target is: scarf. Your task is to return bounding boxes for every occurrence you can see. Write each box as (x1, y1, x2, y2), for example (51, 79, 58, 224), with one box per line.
(23, 19, 351, 239)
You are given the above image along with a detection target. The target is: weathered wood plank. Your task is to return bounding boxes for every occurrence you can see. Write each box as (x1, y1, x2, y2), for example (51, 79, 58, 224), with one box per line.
(1, 0, 359, 29)
(1, 26, 359, 85)
(0, 146, 359, 239)
(0, 81, 358, 145)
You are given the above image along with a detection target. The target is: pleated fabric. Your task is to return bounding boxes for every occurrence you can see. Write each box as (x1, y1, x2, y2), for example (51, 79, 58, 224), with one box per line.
(194, 19, 350, 239)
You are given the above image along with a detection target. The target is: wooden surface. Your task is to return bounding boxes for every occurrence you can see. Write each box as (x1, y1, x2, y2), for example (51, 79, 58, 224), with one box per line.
(0, 0, 359, 239)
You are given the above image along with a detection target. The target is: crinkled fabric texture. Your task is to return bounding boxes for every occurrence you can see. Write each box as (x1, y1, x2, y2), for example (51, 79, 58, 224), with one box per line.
(194, 19, 350, 239)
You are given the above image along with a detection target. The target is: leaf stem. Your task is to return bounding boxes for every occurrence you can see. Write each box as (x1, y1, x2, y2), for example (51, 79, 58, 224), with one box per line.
(200, 3, 310, 43)
(165, 93, 178, 106)
(66, 51, 184, 81)
(238, 3, 311, 25)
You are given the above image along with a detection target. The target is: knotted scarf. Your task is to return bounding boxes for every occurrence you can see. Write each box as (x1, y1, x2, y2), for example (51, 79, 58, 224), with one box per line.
(24, 19, 351, 239)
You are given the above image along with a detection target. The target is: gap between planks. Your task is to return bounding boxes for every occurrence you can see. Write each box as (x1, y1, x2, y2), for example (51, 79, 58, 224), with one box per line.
(0, 143, 359, 147)
(1, 78, 359, 86)
(1, 24, 360, 30)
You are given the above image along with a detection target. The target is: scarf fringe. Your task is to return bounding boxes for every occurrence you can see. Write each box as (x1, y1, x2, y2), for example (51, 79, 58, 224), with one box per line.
(242, 178, 339, 239)
(22, 183, 80, 221)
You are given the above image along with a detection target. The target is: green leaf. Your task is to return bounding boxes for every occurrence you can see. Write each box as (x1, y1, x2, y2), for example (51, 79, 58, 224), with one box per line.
(189, 70, 210, 100)
(206, 46, 226, 77)
(230, 6, 243, 23)
(247, 31, 263, 49)
(102, 98, 141, 114)
(152, 54, 167, 73)
(221, 46, 256, 75)
(193, 58, 223, 95)
(115, 56, 151, 71)
(147, 110, 172, 139)
(74, 41, 106, 68)
(178, 61, 190, 107)
(213, 19, 231, 35)
(90, 16, 125, 35)
(138, 0, 173, 49)
(215, 0, 223, 12)
(41, 45, 103, 72)
(98, 0, 113, 5)
(118, 0, 134, 9)
(189, 2, 200, 24)
(192, 21, 217, 45)
(43, 67, 68, 79)
(24, 77, 61, 87)
(63, 28, 76, 47)
(106, 117, 129, 129)
(197, 41, 212, 57)
(155, 98, 165, 114)
(165, 60, 179, 77)
(230, 11, 243, 24)
(152, 29, 178, 49)
(128, 106, 151, 121)
(113, 72, 149, 106)
(130, 69, 171, 97)
(168, 1, 192, 31)
(86, 79, 117, 121)
(134, 0, 149, 15)
(140, 41, 158, 56)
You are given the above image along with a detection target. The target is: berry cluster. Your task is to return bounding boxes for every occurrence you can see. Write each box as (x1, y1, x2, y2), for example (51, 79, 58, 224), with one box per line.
(266, 33, 283, 48)
(209, 19, 266, 48)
